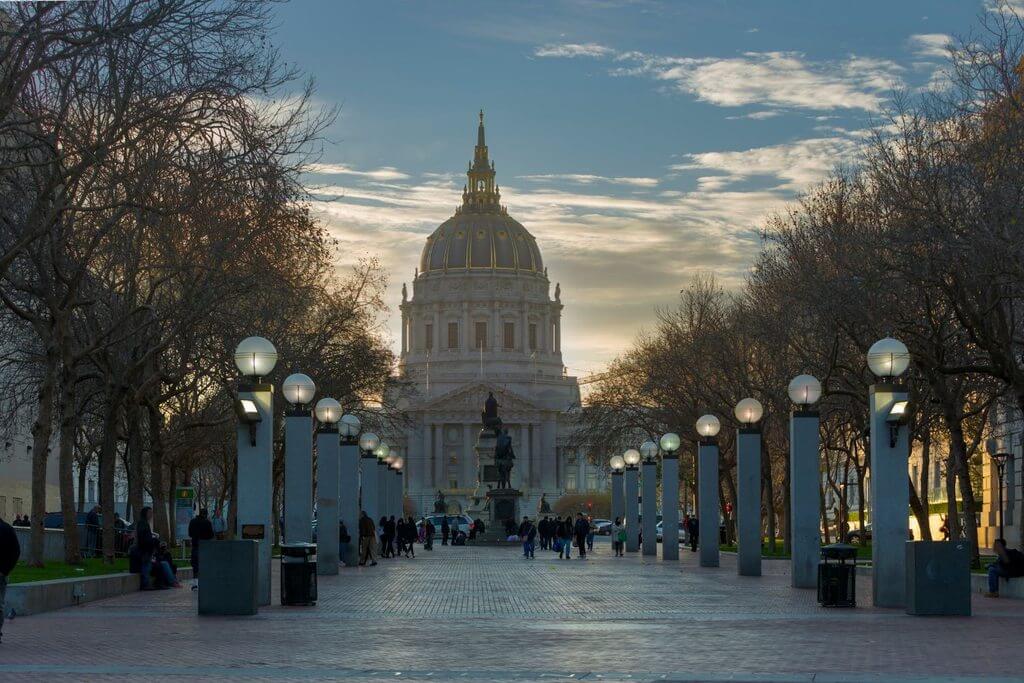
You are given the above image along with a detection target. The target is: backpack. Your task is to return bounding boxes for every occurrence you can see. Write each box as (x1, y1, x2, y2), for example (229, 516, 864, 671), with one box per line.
(617, 529, 627, 542)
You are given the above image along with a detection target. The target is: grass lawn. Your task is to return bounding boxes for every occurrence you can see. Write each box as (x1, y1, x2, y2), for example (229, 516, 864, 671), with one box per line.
(8, 557, 130, 584)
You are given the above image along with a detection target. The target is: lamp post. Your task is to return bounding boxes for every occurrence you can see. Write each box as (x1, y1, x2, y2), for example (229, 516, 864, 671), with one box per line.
(233, 336, 277, 606)
(359, 432, 381, 529)
(314, 398, 341, 575)
(788, 374, 822, 588)
(282, 373, 316, 545)
(866, 336, 911, 608)
(609, 455, 625, 527)
(376, 442, 392, 523)
(393, 457, 405, 522)
(338, 414, 361, 567)
(660, 433, 681, 561)
(987, 439, 1011, 541)
(384, 453, 397, 522)
(623, 448, 641, 552)
(734, 398, 763, 577)
(640, 440, 658, 556)
(696, 414, 720, 568)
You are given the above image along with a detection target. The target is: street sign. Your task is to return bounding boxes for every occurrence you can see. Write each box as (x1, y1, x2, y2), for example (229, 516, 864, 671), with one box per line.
(175, 486, 196, 540)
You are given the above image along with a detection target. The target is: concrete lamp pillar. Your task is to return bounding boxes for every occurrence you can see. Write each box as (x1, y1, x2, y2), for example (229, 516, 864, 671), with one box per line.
(235, 382, 274, 606)
(284, 409, 314, 544)
(316, 425, 340, 575)
(394, 467, 404, 519)
(790, 409, 820, 588)
(378, 460, 389, 523)
(661, 453, 680, 561)
(611, 470, 624, 524)
(736, 427, 762, 577)
(624, 465, 640, 552)
(361, 452, 379, 528)
(697, 439, 720, 568)
(641, 458, 658, 556)
(870, 382, 910, 608)
(339, 438, 361, 567)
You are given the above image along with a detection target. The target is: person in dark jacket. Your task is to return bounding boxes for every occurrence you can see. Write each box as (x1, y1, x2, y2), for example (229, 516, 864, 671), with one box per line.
(403, 516, 417, 558)
(687, 516, 699, 552)
(135, 506, 175, 589)
(424, 519, 435, 551)
(187, 509, 215, 581)
(985, 538, 1024, 597)
(520, 517, 537, 559)
(358, 511, 377, 566)
(339, 520, 352, 565)
(440, 516, 450, 546)
(85, 505, 101, 557)
(558, 517, 572, 559)
(0, 516, 21, 643)
(573, 513, 590, 559)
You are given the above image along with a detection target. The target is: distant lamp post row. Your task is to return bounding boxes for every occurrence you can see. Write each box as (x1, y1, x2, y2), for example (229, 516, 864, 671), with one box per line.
(607, 432, 680, 559)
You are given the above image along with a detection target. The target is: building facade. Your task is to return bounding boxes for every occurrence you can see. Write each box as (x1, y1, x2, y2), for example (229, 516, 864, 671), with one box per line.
(386, 113, 602, 515)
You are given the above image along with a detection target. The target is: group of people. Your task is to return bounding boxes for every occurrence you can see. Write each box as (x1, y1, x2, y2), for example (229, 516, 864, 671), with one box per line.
(358, 512, 430, 566)
(531, 513, 596, 559)
(9, 516, 29, 528)
(376, 516, 418, 559)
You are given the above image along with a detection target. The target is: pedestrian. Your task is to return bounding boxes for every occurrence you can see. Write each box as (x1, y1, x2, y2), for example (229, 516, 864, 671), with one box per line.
(586, 516, 595, 552)
(395, 517, 406, 557)
(688, 516, 699, 552)
(135, 506, 177, 589)
(85, 504, 101, 557)
(404, 516, 417, 557)
(441, 516, 450, 545)
(0, 515, 20, 644)
(211, 507, 227, 540)
(475, 518, 485, 537)
(424, 518, 436, 551)
(339, 520, 351, 565)
(379, 516, 394, 559)
(537, 517, 548, 550)
(187, 508, 214, 588)
(574, 513, 589, 559)
(558, 516, 572, 559)
(153, 542, 182, 588)
(611, 517, 626, 557)
(358, 511, 378, 566)
(682, 514, 691, 545)
(521, 517, 537, 559)
(985, 538, 1024, 597)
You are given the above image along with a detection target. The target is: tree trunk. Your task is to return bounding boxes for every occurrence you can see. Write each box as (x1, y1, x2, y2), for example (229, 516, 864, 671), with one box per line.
(77, 461, 87, 513)
(125, 400, 144, 524)
(763, 448, 776, 553)
(146, 399, 170, 541)
(98, 386, 123, 564)
(919, 428, 932, 541)
(28, 345, 58, 567)
(946, 451, 961, 540)
(781, 441, 792, 554)
(819, 479, 831, 546)
(909, 476, 929, 540)
(57, 355, 81, 564)
(948, 420, 980, 567)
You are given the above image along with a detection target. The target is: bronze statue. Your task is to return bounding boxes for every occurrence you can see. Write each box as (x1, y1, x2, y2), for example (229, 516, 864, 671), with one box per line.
(433, 489, 446, 513)
(494, 428, 515, 489)
(538, 493, 551, 514)
(481, 391, 501, 433)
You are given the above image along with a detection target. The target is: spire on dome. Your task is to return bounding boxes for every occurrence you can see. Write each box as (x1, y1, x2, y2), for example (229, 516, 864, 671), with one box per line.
(460, 109, 502, 214)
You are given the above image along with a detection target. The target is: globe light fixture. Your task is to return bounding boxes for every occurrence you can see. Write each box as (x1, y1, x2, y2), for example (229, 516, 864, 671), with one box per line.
(359, 432, 380, 453)
(623, 448, 641, 467)
(282, 373, 316, 407)
(696, 414, 721, 438)
(660, 432, 680, 454)
(314, 397, 342, 425)
(788, 374, 822, 406)
(867, 337, 910, 379)
(384, 453, 396, 466)
(734, 398, 764, 425)
(393, 456, 404, 471)
(234, 337, 278, 379)
(339, 413, 361, 439)
(609, 454, 626, 471)
(639, 440, 658, 461)
(374, 442, 391, 461)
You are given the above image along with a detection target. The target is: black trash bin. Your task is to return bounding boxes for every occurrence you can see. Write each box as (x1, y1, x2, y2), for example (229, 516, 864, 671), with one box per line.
(818, 543, 857, 608)
(280, 542, 318, 606)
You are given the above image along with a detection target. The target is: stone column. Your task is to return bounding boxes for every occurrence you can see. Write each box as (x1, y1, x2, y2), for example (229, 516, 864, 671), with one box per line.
(394, 467, 404, 519)
(641, 459, 657, 555)
(737, 428, 762, 577)
(790, 410, 820, 588)
(463, 424, 475, 490)
(421, 422, 432, 489)
(339, 439, 360, 567)
(698, 440, 720, 568)
(624, 465, 640, 552)
(611, 470, 624, 523)
(662, 454, 679, 561)
(361, 450, 379, 527)
(540, 419, 555, 490)
(316, 426, 340, 575)
(284, 410, 313, 544)
(380, 461, 391, 521)
(433, 423, 444, 488)
(870, 383, 910, 608)
(236, 382, 273, 606)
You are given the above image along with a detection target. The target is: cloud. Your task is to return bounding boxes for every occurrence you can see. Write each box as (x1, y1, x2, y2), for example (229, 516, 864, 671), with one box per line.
(533, 42, 614, 58)
(725, 110, 781, 120)
(306, 162, 410, 181)
(908, 33, 952, 59)
(536, 43, 903, 112)
(516, 173, 659, 186)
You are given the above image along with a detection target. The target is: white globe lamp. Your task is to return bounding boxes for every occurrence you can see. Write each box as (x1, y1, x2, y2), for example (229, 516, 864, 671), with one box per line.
(234, 337, 277, 379)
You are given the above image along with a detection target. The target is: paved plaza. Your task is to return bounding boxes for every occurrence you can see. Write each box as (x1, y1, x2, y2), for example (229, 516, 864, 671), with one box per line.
(1, 541, 1022, 682)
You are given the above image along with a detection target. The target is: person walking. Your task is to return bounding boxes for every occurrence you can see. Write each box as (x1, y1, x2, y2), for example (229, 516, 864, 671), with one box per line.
(441, 516, 450, 546)
(395, 517, 406, 557)
(521, 517, 537, 559)
(558, 516, 572, 559)
(424, 518, 435, 550)
(586, 516, 595, 553)
(358, 511, 378, 566)
(688, 516, 699, 552)
(0, 515, 20, 643)
(537, 517, 548, 550)
(574, 513, 590, 559)
(187, 508, 215, 588)
(404, 516, 417, 557)
(611, 517, 626, 557)
(85, 505, 101, 558)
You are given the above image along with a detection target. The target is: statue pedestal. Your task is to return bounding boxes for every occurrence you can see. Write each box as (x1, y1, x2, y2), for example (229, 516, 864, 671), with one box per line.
(467, 427, 523, 543)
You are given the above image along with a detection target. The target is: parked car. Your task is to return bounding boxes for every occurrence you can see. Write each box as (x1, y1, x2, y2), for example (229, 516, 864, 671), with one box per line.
(655, 520, 687, 543)
(591, 519, 612, 535)
(417, 514, 473, 536)
(846, 523, 872, 545)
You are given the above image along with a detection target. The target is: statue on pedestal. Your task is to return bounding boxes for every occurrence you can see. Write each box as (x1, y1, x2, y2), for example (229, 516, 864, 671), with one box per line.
(538, 494, 551, 514)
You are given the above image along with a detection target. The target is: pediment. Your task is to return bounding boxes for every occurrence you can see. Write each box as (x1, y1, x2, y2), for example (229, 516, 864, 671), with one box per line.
(416, 382, 542, 413)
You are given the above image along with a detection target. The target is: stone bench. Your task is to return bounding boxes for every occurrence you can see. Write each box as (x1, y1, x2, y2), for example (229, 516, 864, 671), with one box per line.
(6, 566, 194, 616)
(971, 573, 1024, 599)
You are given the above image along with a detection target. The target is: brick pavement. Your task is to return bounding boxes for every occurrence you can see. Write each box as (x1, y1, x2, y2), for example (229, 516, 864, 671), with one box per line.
(0, 540, 1021, 682)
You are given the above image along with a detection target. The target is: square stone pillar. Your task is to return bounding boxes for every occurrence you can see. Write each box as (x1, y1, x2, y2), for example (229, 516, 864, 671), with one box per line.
(641, 459, 657, 556)
(661, 455, 679, 560)
(236, 383, 273, 606)
(284, 411, 313, 544)
(790, 410, 820, 588)
(361, 451, 379, 527)
(870, 383, 910, 608)
(339, 441, 360, 567)
(624, 465, 640, 552)
(316, 427, 340, 575)
(698, 440, 720, 568)
(611, 470, 624, 524)
(737, 428, 762, 576)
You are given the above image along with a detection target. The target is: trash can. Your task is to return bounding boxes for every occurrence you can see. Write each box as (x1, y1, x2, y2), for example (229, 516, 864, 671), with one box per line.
(905, 541, 970, 616)
(818, 543, 857, 608)
(280, 542, 317, 606)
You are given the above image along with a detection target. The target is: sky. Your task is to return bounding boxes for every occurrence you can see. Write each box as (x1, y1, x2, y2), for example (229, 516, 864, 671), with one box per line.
(269, 0, 993, 378)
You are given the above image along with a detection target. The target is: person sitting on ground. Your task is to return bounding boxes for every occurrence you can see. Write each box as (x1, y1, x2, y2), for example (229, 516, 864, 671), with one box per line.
(0, 515, 21, 644)
(985, 538, 1024, 597)
(152, 542, 181, 589)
